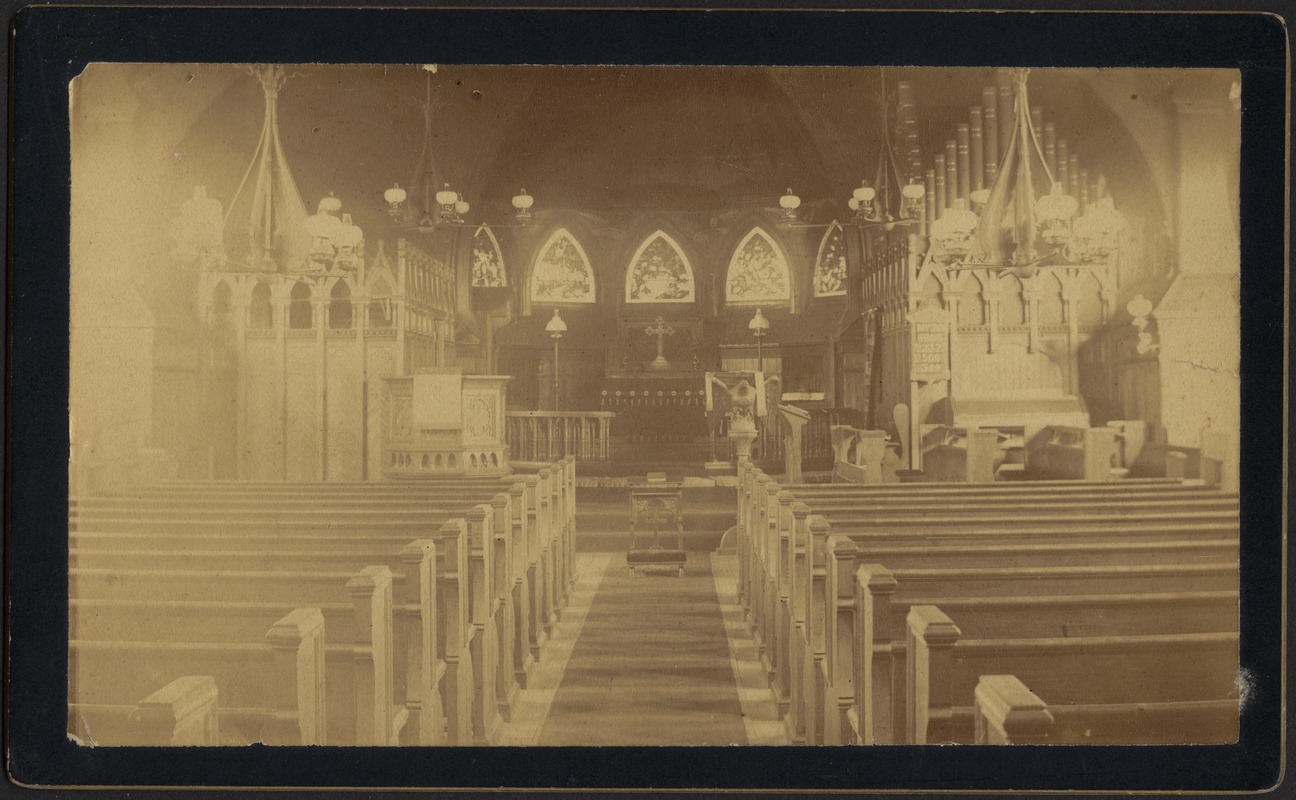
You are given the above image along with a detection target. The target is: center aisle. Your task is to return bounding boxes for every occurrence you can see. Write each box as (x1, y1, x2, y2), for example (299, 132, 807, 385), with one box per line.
(525, 553, 785, 746)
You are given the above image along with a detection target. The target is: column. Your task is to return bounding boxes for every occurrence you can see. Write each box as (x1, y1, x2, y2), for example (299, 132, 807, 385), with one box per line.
(1155, 73, 1241, 455)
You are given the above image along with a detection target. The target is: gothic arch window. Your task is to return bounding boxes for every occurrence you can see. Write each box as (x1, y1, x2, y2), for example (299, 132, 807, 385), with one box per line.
(368, 278, 394, 328)
(529, 229, 595, 304)
(249, 282, 273, 329)
(329, 281, 353, 329)
(813, 221, 848, 297)
(471, 226, 507, 288)
(288, 281, 313, 329)
(625, 231, 695, 303)
(725, 227, 791, 305)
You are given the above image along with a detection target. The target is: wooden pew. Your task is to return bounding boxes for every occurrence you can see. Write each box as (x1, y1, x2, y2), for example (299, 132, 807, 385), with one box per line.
(72, 515, 487, 745)
(68, 675, 221, 746)
(850, 559, 1238, 745)
(71, 460, 578, 746)
(72, 537, 446, 746)
(1025, 425, 1120, 481)
(738, 461, 1235, 629)
(734, 464, 1239, 745)
(73, 459, 573, 648)
(72, 485, 547, 744)
(906, 605, 1238, 744)
(826, 536, 1235, 746)
(918, 426, 1002, 482)
(830, 427, 895, 485)
(972, 675, 1053, 744)
(71, 566, 401, 746)
(70, 608, 325, 745)
(735, 459, 1210, 612)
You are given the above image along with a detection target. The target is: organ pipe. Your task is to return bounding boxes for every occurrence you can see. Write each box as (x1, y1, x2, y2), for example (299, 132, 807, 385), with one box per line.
(934, 155, 947, 217)
(982, 87, 999, 185)
(970, 107, 985, 192)
(944, 141, 958, 207)
(957, 124, 971, 203)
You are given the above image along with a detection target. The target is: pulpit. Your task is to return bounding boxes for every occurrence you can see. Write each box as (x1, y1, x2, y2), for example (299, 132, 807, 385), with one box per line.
(382, 370, 511, 477)
(626, 477, 688, 577)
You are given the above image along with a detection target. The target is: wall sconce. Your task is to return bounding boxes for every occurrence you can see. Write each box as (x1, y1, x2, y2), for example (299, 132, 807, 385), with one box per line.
(512, 188, 535, 223)
(436, 183, 468, 224)
(779, 188, 802, 222)
(848, 182, 877, 221)
(384, 183, 408, 221)
(900, 181, 927, 220)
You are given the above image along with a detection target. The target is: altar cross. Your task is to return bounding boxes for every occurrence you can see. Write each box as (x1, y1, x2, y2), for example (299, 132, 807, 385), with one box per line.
(645, 316, 675, 369)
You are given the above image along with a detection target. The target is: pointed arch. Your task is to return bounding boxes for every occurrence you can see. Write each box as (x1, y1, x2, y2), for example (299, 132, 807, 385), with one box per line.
(249, 281, 274, 329)
(998, 273, 1027, 326)
(288, 281, 313, 329)
(329, 280, 353, 329)
(813, 221, 848, 297)
(471, 225, 507, 288)
(210, 281, 233, 318)
(368, 276, 394, 329)
(725, 227, 791, 305)
(530, 228, 595, 304)
(625, 231, 695, 303)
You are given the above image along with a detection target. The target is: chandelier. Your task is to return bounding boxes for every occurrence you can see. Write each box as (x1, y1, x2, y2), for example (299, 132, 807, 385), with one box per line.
(305, 192, 364, 272)
(380, 65, 475, 229)
(383, 66, 539, 229)
(923, 69, 1125, 279)
(847, 72, 926, 227)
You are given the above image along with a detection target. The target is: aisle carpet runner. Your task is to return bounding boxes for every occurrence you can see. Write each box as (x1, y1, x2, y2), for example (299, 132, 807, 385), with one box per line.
(538, 556, 749, 745)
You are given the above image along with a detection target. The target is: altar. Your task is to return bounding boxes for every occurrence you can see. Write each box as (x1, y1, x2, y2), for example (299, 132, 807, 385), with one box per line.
(600, 373, 709, 442)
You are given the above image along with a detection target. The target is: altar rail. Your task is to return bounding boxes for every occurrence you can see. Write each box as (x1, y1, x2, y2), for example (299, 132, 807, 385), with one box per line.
(506, 412, 617, 463)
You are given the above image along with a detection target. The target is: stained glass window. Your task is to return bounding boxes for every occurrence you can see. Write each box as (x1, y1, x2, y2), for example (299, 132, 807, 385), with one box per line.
(530, 229, 596, 304)
(471, 225, 507, 288)
(726, 228, 791, 305)
(814, 221, 848, 297)
(625, 232, 695, 303)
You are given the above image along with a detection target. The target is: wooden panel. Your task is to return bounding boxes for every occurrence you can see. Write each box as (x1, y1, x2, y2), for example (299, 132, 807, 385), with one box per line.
(243, 338, 282, 480)
(953, 338, 1067, 399)
(366, 344, 397, 481)
(326, 339, 362, 481)
(285, 338, 319, 481)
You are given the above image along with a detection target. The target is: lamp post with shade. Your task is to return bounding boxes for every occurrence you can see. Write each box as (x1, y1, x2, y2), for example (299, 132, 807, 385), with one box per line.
(749, 308, 770, 372)
(545, 309, 567, 411)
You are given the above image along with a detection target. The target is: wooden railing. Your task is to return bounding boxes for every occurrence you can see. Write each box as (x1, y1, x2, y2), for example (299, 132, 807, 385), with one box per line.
(506, 411, 617, 463)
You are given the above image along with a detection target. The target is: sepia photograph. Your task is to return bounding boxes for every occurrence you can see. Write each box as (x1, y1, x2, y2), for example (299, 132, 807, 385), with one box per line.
(5, 4, 1285, 794)
(66, 61, 1245, 748)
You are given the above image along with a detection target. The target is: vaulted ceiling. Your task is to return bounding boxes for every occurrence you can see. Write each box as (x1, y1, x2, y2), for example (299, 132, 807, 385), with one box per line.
(95, 64, 1175, 239)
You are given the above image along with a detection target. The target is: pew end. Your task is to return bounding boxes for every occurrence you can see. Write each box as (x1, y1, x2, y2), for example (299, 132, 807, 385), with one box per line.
(974, 675, 1053, 744)
(69, 675, 221, 747)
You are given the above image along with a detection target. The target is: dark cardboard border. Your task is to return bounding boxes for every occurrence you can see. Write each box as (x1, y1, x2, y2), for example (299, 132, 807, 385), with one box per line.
(6, 4, 1288, 794)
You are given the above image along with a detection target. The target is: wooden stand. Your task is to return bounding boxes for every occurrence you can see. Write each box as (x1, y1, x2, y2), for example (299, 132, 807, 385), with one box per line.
(626, 481, 688, 577)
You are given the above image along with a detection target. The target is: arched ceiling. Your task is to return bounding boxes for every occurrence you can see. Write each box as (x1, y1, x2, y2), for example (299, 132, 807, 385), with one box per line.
(78, 61, 1189, 285)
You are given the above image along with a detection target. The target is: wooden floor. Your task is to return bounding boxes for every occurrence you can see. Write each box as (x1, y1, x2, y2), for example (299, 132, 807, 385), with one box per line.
(497, 554, 786, 746)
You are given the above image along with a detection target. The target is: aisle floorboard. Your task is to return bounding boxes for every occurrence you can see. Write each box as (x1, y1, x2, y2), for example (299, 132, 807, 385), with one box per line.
(534, 554, 780, 746)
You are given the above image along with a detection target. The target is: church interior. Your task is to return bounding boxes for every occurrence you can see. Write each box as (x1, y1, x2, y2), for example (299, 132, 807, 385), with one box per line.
(67, 63, 1243, 749)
